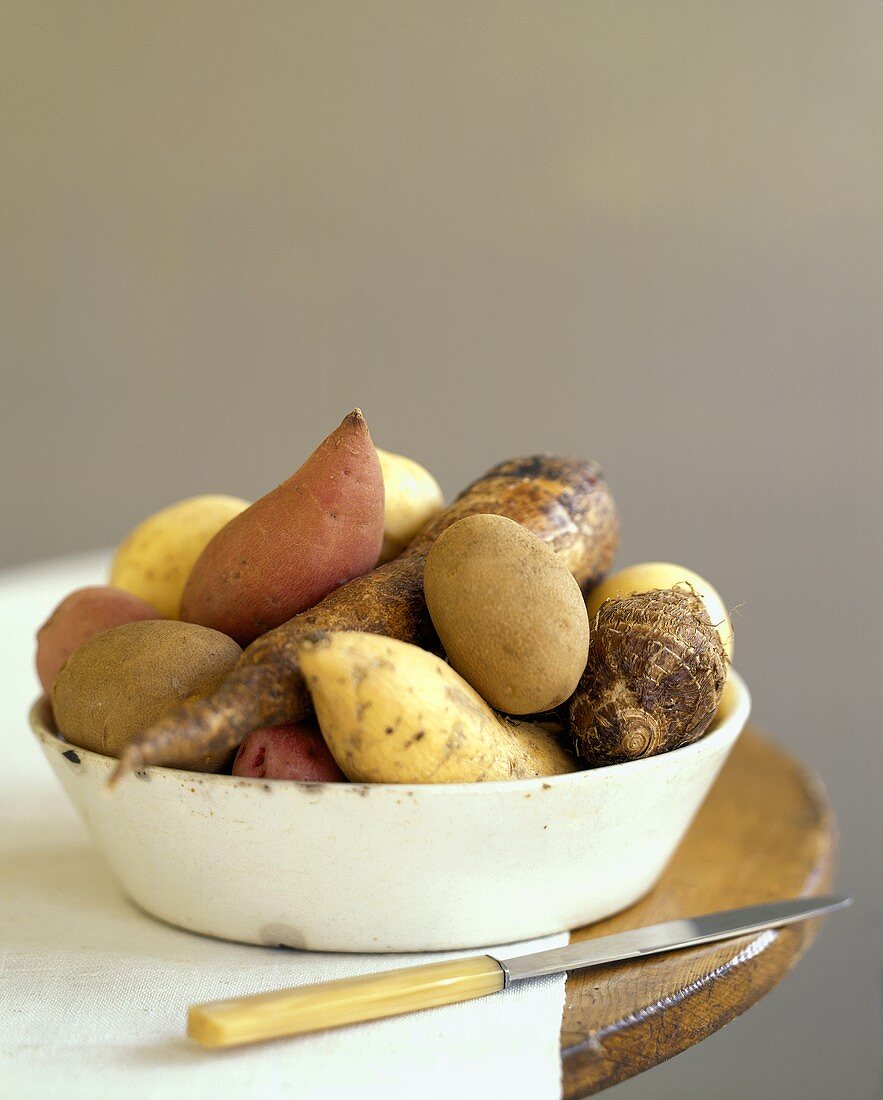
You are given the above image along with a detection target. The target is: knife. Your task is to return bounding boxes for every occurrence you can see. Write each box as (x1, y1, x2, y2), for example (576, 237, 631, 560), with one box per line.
(187, 894, 851, 1049)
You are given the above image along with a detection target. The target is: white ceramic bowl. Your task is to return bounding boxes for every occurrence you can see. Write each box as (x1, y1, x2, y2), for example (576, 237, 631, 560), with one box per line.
(30, 671, 749, 952)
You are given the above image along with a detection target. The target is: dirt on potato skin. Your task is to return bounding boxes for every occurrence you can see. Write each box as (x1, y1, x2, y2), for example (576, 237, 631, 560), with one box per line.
(569, 587, 727, 766)
(113, 454, 619, 779)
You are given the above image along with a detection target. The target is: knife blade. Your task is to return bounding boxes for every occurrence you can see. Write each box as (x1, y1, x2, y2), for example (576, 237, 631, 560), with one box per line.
(187, 894, 851, 1048)
(498, 894, 852, 983)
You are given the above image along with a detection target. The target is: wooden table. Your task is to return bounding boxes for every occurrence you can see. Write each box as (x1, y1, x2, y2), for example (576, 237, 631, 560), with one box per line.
(560, 727, 836, 1097)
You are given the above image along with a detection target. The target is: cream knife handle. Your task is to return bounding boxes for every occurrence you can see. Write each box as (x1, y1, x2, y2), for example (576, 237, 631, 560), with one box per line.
(188, 955, 507, 1048)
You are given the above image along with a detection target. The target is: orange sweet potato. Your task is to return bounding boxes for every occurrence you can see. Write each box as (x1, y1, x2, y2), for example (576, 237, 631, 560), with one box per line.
(36, 586, 161, 694)
(181, 410, 384, 645)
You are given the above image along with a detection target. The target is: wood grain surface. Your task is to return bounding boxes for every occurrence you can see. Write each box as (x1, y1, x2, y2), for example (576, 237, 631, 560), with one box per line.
(560, 727, 837, 1097)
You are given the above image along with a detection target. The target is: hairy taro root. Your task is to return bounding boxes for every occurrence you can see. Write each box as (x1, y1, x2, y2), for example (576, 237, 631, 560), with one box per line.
(586, 561, 734, 659)
(569, 588, 727, 765)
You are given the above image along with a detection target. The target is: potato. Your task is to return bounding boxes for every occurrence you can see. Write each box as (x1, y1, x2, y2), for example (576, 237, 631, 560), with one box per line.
(376, 448, 444, 564)
(181, 411, 385, 645)
(423, 514, 590, 714)
(52, 620, 241, 768)
(110, 495, 248, 618)
(232, 723, 346, 782)
(35, 586, 160, 694)
(587, 561, 733, 659)
(299, 631, 579, 783)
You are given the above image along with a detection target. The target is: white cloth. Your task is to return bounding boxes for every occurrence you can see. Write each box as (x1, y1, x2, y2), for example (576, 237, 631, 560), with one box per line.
(0, 552, 568, 1099)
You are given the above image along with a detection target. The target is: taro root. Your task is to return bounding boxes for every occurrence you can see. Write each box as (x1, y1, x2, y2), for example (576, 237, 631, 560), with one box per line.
(585, 561, 734, 659)
(569, 587, 727, 765)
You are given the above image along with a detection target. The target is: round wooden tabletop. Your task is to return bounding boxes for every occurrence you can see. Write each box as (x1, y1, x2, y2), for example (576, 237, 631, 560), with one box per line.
(560, 727, 837, 1097)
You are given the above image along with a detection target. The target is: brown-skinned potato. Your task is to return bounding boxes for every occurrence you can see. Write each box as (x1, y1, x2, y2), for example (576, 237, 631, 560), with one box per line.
(53, 620, 241, 769)
(423, 514, 590, 714)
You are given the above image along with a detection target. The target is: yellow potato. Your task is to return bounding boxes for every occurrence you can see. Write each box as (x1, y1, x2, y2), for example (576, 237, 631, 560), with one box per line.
(586, 561, 733, 659)
(376, 449, 444, 563)
(110, 495, 248, 618)
(299, 631, 578, 783)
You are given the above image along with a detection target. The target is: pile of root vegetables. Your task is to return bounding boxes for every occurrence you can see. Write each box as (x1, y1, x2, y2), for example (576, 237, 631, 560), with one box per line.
(36, 410, 734, 788)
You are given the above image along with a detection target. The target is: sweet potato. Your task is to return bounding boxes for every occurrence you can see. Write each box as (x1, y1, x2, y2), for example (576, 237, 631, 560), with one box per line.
(36, 586, 161, 694)
(180, 410, 384, 644)
(111, 454, 618, 782)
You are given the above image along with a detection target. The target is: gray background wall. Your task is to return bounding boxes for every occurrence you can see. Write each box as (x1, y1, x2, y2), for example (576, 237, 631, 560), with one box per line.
(2, 3, 881, 1096)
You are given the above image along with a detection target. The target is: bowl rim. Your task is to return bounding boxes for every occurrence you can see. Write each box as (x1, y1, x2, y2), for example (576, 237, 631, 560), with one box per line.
(30, 668, 750, 797)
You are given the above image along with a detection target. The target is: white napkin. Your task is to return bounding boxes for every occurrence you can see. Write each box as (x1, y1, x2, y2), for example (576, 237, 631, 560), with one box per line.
(0, 553, 568, 1099)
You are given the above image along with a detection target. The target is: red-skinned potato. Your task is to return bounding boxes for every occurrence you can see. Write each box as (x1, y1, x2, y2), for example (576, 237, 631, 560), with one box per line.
(36, 586, 161, 694)
(181, 410, 385, 645)
(232, 723, 346, 782)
